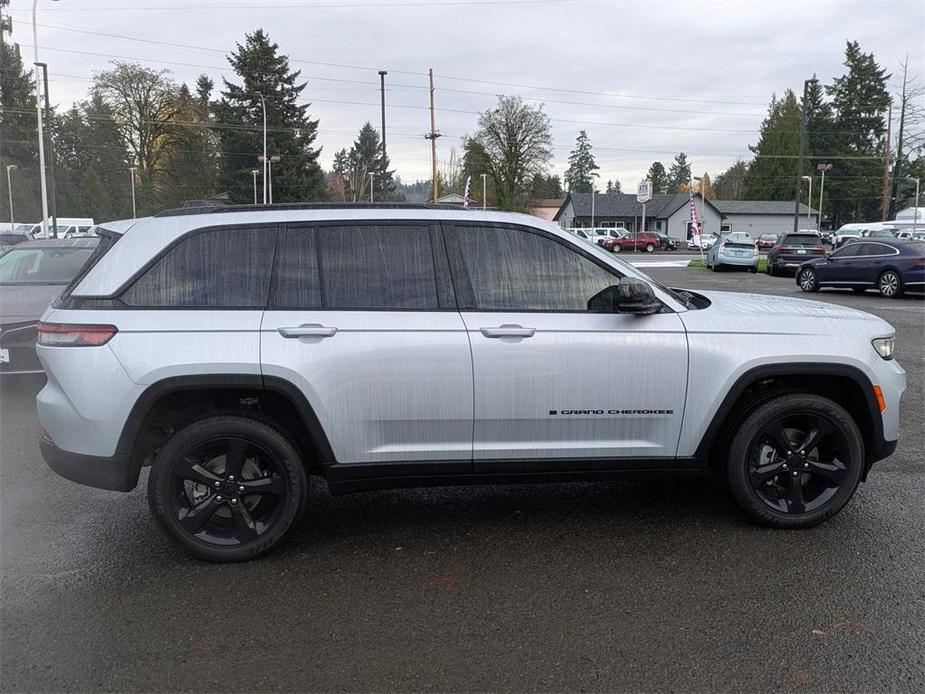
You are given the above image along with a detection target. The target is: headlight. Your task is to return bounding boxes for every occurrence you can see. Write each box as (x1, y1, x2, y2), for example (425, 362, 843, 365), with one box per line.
(872, 336, 895, 360)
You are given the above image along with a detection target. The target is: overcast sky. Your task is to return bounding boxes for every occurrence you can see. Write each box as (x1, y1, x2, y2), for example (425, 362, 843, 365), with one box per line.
(8, 0, 925, 189)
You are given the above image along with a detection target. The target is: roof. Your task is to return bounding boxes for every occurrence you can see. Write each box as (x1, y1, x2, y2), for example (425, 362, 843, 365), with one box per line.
(713, 200, 817, 216)
(553, 192, 723, 221)
(156, 202, 465, 218)
(529, 198, 565, 208)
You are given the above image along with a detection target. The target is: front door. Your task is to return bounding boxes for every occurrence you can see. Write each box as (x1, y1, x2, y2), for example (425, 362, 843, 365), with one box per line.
(260, 222, 473, 467)
(444, 222, 688, 466)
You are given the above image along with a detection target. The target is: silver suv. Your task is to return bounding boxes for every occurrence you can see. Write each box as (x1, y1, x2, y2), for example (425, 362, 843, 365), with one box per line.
(36, 204, 906, 561)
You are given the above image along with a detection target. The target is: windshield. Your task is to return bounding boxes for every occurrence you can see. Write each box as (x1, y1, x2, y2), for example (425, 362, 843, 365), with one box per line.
(0, 247, 95, 284)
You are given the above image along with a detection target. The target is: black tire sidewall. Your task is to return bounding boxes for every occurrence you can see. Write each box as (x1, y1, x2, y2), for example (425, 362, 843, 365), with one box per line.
(147, 415, 307, 562)
(726, 394, 865, 528)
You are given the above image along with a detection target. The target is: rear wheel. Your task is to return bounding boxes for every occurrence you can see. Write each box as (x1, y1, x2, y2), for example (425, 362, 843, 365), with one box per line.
(611, 244, 621, 253)
(645, 243, 655, 253)
(878, 270, 903, 298)
(726, 394, 864, 528)
(148, 415, 307, 562)
(798, 267, 819, 292)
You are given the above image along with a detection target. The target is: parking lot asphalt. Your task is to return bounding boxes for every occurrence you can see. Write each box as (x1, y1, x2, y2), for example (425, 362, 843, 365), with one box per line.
(1, 268, 923, 693)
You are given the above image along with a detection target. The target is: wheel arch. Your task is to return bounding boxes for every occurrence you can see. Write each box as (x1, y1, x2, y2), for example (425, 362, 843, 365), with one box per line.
(695, 362, 884, 475)
(116, 374, 337, 480)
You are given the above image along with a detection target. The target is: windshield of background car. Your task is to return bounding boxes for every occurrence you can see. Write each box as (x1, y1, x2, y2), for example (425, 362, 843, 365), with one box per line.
(782, 234, 819, 246)
(0, 247, 95, 285)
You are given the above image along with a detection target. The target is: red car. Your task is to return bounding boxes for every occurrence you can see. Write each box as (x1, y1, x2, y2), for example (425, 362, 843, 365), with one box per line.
(756, 233, 779, 251)
(602, 231, 661, 253)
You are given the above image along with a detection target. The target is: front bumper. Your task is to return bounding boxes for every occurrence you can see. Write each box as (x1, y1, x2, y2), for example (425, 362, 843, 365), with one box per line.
(40, 435, 139, 492)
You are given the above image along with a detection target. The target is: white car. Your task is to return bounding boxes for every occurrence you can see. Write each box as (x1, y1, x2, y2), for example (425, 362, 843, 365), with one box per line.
(688, 234, 719, 251)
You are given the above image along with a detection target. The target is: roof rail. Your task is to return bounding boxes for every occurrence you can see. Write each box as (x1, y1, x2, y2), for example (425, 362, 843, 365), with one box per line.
(154, 202, 469, 218)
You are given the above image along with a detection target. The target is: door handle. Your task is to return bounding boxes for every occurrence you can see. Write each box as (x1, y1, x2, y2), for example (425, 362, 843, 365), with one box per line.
(278, 324, 337, 338)
(480, 324, 536, 338)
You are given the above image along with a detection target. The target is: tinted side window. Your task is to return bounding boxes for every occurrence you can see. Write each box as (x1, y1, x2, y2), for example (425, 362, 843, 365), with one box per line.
(122, 226, 275, 308)
(449, 225, 619, 311)
(318, 224, 439, 310)
(832, 245, 860, 258)
(858, 243, 895, 256)
(271, 227, 321, 309)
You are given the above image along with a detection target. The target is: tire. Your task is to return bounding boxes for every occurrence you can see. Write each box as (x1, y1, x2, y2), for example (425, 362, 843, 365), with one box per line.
(798, 267, 819, 292)
(748, 266, 758, 274)
(148, 414, 307, 562)
(645, 243, 655, 253)
(766, 260, 775, 276)
(611, 244, 621, 253)
(878, 270, 903, 298)
(726, 393, 864, 528)
(711, 261, 720, 272)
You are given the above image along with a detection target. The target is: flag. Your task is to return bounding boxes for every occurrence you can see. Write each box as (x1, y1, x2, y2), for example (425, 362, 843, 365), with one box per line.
(689, 188, 701, 249)
(463, 176, 472, 209)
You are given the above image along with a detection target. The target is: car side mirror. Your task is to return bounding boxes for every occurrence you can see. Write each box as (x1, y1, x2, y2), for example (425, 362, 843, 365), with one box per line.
(588, 278, 662, 315)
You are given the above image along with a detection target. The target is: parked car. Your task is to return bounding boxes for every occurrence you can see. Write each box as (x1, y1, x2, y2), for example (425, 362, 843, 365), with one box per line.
(687, 233, 719, 251)
(656, 233, 678, 251)
(859, 228, 896, 239)
(756, 233, 779, 251)
(895, 229, 925, 240)
(706, 232, 759, 273)
(0, 237, 99, 375)
(590, 228, 631, 246)
(601, 231, 661, 253)
(796, 239, 925, 298)
(832, 223, 890, 249)
(36, 204, 905, 561)
(0, 228, 33, 247)
(766, 232, 826, 276)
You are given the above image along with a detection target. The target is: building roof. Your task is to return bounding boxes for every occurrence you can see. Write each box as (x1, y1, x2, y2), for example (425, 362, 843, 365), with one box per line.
(529, 198, 565, 208)
(554, 192, 722, 221)
(713, 200, 817, 216)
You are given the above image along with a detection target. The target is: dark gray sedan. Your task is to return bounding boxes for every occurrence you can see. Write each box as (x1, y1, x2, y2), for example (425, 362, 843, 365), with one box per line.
(0, 238, 99, 374)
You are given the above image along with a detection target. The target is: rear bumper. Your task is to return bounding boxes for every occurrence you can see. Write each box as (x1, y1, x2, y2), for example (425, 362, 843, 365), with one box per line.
(716, 253, 759, 267)
(40, 435, 138, 492)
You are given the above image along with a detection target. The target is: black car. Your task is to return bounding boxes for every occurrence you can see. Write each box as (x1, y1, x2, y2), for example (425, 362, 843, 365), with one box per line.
(766, 232, 826, 276)
(656, 233, 678, 251)
(0, 237, 99, 374)
(795, 239, 925, 298)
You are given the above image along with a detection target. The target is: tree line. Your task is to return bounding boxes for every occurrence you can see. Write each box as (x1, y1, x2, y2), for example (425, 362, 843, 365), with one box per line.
(1, 34, 921, 223)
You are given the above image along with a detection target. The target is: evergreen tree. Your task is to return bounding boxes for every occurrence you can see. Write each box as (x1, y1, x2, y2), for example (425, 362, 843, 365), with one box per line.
(564, 130, 599, 192)
(668, 152, 692, 191)
(336, 122, 396, 201)
(825, 41, 891, 224)
(0, 42, 42, 222)
(712, 160, 749, 199)
(214, 29, 326, 203)
(158, 84, 220, 208)
(528, 173, 563, 198)
(743, 91, 802, 200)
(646, 161, 669, 194)
(53, 97, 133, 220)
(604, 179, 622, 194)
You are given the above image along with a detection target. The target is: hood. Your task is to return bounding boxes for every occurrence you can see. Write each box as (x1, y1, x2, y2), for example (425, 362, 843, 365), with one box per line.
(678, 289, 894, 337)
(0, 284, 64, 325)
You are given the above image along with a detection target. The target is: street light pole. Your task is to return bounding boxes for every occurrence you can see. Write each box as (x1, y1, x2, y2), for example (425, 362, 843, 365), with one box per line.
(909, 177, 921, 232)
(259, 93, 267, 204)
(6, 164, 17, 232)
(590, 187, 595, 230)
(32, 0, 55, 238)
(369, 172, 375, 202)
(378, 70, 387, 163)
(251, 169, 258, 204)
(817, 163, 832, 231)
(35, 62, 57, 237)
(801, 175, 812, 227)
(129, 166, 136, 218)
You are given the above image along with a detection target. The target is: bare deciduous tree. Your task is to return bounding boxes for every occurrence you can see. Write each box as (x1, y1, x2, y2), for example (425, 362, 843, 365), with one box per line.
(463, 95, 552, 211)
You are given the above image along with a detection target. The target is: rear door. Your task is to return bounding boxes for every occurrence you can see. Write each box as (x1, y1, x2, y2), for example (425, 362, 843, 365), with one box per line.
(444, 222, 688, 466)
(260, 221, 473, 467)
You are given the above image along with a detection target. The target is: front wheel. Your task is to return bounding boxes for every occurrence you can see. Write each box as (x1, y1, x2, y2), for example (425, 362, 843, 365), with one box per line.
(645, 243, 655, 253)
(148, 415, 307, 562)
(798, 267, 819, 292)
(611, 244, 621, 253)
(878, 270, 903, 298)
(726, 394, 864, 528)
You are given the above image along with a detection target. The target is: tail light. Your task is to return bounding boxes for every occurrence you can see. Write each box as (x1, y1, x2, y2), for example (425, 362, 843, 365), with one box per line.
(37, 322, 118, 347)
(814, 245, 825, 253)
(912, 258, 925, 267)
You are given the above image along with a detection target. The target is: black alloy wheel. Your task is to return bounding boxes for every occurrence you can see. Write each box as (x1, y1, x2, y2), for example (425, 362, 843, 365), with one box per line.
(148, 415, 307, 561)
(727, 394, 864, 528)
(878, 270, 903, 298)
(798, 267, 819, 292)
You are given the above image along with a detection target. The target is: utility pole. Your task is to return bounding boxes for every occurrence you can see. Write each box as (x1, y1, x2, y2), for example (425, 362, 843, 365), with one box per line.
(880, 102, 893, 221)
(369, 172, 375, 202)
(251, 169, 258, 204)
(35, 62, 57, 237)
(481, 173, 487, 210)
(259, 93, 267, 204)
(817, 162, 832, 231)
(424, 68, 441, 203)
(378, 70, 387, 163)
(792, 79, 810, 233)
